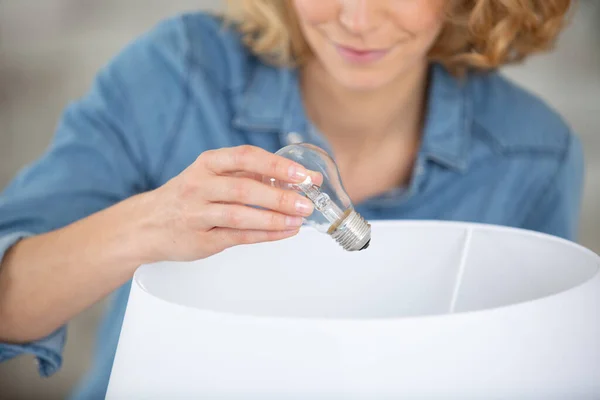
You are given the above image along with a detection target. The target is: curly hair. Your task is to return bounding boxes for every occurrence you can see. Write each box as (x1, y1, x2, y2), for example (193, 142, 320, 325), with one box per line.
(225, 0, 573, 75)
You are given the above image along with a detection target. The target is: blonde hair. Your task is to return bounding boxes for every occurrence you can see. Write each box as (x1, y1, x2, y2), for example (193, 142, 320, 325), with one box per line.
(225, 0, 573, 75)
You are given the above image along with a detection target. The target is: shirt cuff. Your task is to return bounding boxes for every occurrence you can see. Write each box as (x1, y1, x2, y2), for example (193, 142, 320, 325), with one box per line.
(0, 326, 67, 377)
(0, 231, 67, 377)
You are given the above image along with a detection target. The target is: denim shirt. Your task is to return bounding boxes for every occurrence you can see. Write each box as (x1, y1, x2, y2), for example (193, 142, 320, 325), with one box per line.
(0, 12, 584, 399)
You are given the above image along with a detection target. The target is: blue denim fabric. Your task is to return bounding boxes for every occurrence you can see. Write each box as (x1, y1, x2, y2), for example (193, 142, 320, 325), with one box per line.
(0, 12, 584, 399)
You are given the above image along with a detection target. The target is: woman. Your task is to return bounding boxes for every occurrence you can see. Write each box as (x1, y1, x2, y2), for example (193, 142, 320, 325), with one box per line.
(0, 0, 582, 398)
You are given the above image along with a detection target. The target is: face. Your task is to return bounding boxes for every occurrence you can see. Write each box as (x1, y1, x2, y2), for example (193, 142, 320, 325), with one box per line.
(292, 0, 446, 91)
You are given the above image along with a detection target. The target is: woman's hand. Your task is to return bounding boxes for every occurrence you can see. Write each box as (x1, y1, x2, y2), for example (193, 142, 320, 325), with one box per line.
(137, 145, 318, 263)
(0, 144, 321, 342)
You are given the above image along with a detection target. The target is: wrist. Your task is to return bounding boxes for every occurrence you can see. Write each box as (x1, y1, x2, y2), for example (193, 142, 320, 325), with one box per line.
(107, 190, 165, 269)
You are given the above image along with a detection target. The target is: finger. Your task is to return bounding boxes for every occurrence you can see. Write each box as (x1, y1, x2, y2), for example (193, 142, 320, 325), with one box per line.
(201, 145, 310, 183)
(227, 171, 263, 182)
(230, 170, 324, 190)
(205, 176, 314, 216)
(211, 227, 300, 250)
(203, 204, 304, 231)
(309, 171, 324, 187)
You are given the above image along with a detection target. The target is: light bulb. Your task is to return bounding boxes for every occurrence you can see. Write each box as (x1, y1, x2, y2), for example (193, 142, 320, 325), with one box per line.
(266, 142, 371, 251)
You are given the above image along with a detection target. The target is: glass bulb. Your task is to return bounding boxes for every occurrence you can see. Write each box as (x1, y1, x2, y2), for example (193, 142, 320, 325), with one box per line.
(265, 142, 371, 251)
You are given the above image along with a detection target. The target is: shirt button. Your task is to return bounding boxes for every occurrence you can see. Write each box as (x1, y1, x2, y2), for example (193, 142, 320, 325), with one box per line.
(286, 132, 303, 144)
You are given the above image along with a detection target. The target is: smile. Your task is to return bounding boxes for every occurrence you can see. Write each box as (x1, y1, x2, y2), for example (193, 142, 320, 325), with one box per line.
(334, 44, 390, 64)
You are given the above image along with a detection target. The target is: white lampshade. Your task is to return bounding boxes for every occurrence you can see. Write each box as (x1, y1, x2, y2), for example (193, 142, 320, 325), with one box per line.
(106, 221, 600, 399)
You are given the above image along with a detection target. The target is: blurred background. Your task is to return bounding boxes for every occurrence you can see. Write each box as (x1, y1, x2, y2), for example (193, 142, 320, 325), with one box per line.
(0, 1, 598, 399)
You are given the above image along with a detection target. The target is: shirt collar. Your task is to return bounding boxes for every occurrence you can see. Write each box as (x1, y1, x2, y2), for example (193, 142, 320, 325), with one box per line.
(232, 63, 306, 134)
(233, 62, 471, 172)
(420, 63, 471, 172)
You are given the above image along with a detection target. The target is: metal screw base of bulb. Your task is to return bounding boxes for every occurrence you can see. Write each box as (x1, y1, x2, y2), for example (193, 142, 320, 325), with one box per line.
(329, 210, 371, 251)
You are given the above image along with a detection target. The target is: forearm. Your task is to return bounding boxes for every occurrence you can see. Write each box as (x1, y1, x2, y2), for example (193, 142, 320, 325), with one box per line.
(0, 193, 155, 343)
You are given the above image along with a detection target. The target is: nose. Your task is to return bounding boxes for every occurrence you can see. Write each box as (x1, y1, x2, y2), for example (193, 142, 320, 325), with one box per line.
(339, 0, 380, 34)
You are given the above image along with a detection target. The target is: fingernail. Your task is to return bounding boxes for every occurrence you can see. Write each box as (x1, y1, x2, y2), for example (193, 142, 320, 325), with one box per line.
(285, 216, 304, 227)
(295, 199, 313, 215)
(288, 165, 307, 180)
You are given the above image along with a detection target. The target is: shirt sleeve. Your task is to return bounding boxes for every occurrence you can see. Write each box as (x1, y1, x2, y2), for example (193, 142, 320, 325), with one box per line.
(0, 252, 67, 376)
(522, 132, 585, 241)
(0, 17, 189, 377)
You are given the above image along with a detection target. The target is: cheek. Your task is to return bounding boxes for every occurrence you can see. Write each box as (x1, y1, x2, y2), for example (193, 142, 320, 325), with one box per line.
(292, 0, 339, 25)
(390, 0, 446, 36)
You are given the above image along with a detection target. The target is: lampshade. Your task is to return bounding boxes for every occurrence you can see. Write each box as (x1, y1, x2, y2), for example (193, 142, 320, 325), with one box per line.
(106, 221, 600, 399)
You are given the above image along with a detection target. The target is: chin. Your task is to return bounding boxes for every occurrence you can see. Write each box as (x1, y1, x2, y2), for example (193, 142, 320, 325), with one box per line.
(333, 70, 396, 92)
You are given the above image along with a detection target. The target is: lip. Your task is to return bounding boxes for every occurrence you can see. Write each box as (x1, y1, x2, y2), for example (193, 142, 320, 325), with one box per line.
(334, 44, 390, 64)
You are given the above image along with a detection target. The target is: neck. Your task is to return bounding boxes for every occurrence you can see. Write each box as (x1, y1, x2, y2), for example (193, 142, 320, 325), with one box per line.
(300, 60, 429, 150)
